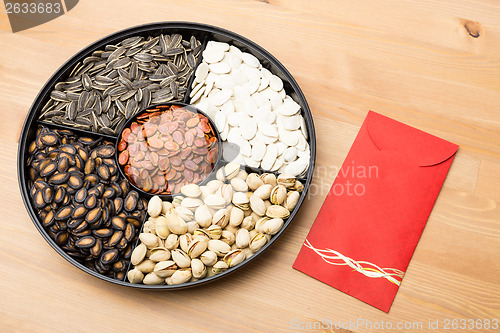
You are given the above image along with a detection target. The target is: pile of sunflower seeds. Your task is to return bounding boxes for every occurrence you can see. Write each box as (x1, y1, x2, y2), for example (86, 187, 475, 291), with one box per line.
(39, 34, 202, 135)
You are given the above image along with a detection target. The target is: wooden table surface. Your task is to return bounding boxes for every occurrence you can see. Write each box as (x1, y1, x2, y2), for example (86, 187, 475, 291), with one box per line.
(1, 1, 499, 332)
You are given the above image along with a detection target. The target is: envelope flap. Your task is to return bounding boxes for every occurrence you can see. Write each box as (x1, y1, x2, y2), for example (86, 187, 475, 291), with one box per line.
(366, 111, 459, 166)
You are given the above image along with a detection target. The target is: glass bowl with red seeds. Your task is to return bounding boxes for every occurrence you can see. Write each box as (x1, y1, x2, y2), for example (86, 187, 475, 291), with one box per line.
(116, 103, 221, 197)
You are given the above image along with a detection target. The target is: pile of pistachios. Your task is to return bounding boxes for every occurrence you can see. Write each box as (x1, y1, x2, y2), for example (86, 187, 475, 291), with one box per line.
(127, 161, 303, 285)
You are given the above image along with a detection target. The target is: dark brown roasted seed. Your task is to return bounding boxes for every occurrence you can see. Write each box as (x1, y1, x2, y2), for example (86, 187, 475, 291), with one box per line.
(100, 249, 119, 265)
(108, 231, 123, 247)
(93, 228, 114, 238)
(68, 175, 84, 189)
(90, 239, 103, 257)
(124, 191, 139, 212)
(75, 236, 96, 248)
(42, 210, 55, 228)
(86, 207, 102, 224)
(71, 205, 87, 219)
(74, 187, 87, 203)
(110, 216, 126, 230)
(55, 231, 69, 245)
(49, 172, 70, 185)
(55, 206, 73, 220)
(84, 194, 97, 209)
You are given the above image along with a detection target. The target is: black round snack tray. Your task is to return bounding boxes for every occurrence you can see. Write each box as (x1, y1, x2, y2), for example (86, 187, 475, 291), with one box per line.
(18, 22, 316, 289)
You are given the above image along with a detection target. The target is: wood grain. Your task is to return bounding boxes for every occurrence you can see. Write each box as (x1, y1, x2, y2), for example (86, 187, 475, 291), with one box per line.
(1, 1, 499, 332)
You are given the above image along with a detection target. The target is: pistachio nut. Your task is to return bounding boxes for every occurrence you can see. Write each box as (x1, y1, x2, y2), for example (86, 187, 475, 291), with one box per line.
(223, 249, 245, 267)
(170, 268, 192, 285)
(203, 193, 226, 210)
(131, 243, 147, 265)
(236, 169, 248, 180)
(156, 236, 165, 248)
(253, 184, 272, 200)
(165, 234, 180, 250)
(143, 272, 164, 285)
(144, 218, 155, 229)
(171, 249, 191, 268)
(135, 259, 156, 273)
(187, 238, 208, 259)
(266, 205, 290, 219)
(193, 228, 210, 240)
(153, 260, 178, 278)
(251, 211, 262, 223)
(175, 205, 194, 221)
(181, 183, 202, 198)
(261, 173, 277, 186)
(161, 201, 173, 215)
(221, 230, 235, 246)
(147, 195, 162, 218)
(166, 212, 188, 234)
(223, 161, 240, 180)
(211, 260, 229, 274)
(206, 225, 222, 240)
(283, 191, 300, 211)
(240, 216, 255, 230)
(230, 177, 248, 192)
(149, 247, 171, 262)
(155, 216, 170, 239)
(212, 208, 229, 228)
(139, 233, 158, 248)
(200, 250, 218, 266)
(195, 204, 213, 228)
(246, 173, 264, 191)
(235, 228, 250, 248)
(249, 233, 268, 252)
(232, 191, 250, 210)
(186, 221, 199, 234)
(206, 179, 223, 193)
(293, 180, 304, 192)
(255, 217, 271, 233)
(229, 206, 244, 227)
(249, 195, 266, 216)
(208, 239, 231, 257)
(179, 233, 194, 253)
(241, 247, 255, 260)
(264, 200, 272, 210)
(249, 229, 258, 240)
(224, 224, 239, 235)
(181, 197, 203, 210)
(127, 268, 144, 284)
(205, 267, 216, 278)
(277, 174, 296, 189)
(221, 184, 234, 204)
(263, 218, 284, 235)
(270, 185, 287, 205)
(191, 259, 207, 279)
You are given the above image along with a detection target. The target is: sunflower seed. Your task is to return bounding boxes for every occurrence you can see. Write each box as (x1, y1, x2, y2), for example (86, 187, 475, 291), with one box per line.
(40, 34, 201, 133)
(51, 91, 68, 102)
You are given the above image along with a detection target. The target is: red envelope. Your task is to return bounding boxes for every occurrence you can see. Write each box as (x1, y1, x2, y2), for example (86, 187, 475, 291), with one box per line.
(293, 111, 458, 312)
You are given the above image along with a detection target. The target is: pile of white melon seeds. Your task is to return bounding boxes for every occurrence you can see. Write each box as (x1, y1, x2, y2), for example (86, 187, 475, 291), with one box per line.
(190, 41, 310, 177)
